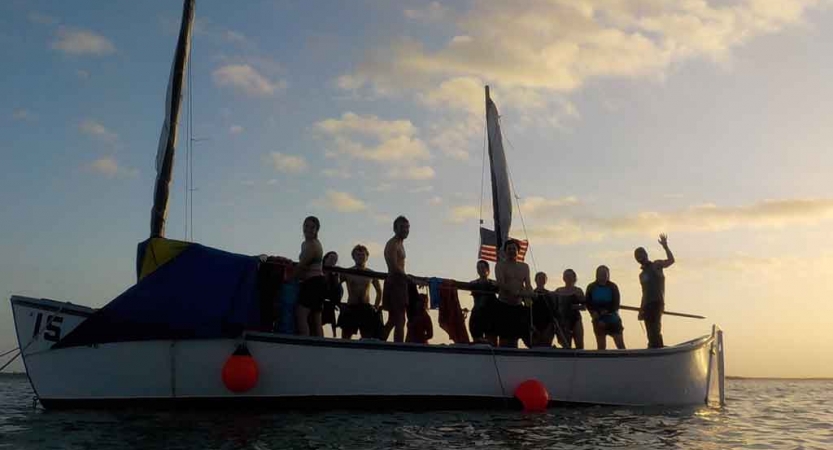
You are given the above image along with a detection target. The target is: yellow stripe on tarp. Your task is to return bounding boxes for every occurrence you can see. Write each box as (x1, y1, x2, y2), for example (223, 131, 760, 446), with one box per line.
(139, 237, 192, 280)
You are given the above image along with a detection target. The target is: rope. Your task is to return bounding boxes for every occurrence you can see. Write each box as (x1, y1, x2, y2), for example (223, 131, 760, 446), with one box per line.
(0, 351, 21, 372)
(499, 117, 538, 273)
(488, 345, 509, 407)
(0, 347, 19, 358)
(1, 305, 67, 372)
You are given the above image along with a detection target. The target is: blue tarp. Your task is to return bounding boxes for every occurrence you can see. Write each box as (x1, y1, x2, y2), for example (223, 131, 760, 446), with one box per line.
(55, 243, 260, 348)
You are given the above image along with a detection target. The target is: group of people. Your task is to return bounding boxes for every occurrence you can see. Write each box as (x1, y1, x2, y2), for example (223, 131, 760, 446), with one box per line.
(291, 214, 675, 350)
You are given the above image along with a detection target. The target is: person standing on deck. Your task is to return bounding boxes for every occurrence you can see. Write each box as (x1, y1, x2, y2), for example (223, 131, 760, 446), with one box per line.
(554, 269, 585, 349)
(295, 216, 327, 337)
(531, 272, 557, 347)
(469, 260, 498, 346)
(635, 233, 675, 349)
(382, 216, 410, 342)
(494, 240, 532, 348)
(321, 251, 342, 338)
(586, 265, 625, 350)
(339, 244, 382, 340)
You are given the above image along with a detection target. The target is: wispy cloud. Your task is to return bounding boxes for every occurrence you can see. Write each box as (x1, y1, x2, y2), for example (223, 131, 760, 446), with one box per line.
(52, 27, 115, 56)
(28, 11, 59, 26)
(76, 69, 90, 80)
(11, 109, 36, 121)
(265, 152, 307, 173)
(312, 190, 368, 213)
(404, 1, 449, 22)
(314, 112, 432, 180)
(213, 64, 286, 97)
(79, 119, 118, 144)
(447, 205, 480, 223)
(527, 198, 833, 245)
(87, 156, 136, 178)
(229, 125, 244, 135)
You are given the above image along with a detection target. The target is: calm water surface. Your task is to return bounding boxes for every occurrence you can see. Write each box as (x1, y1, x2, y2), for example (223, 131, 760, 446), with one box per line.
(1, 376, 831, 449)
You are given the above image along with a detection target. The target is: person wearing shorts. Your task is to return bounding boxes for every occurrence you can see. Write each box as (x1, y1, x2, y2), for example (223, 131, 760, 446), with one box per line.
(295, 216, 326, 337)
(585, 265, 625, 350)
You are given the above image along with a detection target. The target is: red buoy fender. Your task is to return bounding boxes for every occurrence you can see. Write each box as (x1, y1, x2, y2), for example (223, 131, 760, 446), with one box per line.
(514, 379, 549, 412)
(222, 344, 259, 393)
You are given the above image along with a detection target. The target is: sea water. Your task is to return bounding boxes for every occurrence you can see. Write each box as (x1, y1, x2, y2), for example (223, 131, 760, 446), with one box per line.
(1, 375, 830, 449)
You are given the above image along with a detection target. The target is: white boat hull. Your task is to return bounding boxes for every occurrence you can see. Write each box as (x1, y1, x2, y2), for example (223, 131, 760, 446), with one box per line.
(12, 295, 725, 409)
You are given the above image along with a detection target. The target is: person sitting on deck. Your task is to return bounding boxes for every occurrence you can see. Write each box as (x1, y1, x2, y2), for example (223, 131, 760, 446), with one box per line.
(295, 216, 327, 337)
(469, 260, 498, 346)
(321, 251, 342, 338)
(338, 244, 383, 340)
(382, 216, 410, 343)
(585, 265, 625, 350)
(531, 272, 557, 347)
(635, 233, 675, 349)
(406, 291, 433, 344)
(554, 269, 585, 349)
(494, 239, 532, 348)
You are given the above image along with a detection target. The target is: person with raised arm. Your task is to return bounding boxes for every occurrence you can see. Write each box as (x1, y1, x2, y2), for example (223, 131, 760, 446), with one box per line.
(635, 233, 675, 349)
(382, 216, 410, 342)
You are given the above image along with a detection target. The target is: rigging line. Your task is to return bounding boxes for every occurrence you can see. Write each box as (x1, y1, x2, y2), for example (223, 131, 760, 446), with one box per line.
(478, 119, 488, 257)
(187, 35, 194, 241)
(499, 117, 538, 273)
(0, 347, 19, 358)
(0, 351, 20, 372)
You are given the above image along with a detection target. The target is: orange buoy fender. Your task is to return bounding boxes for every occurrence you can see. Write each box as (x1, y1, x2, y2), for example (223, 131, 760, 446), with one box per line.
(222, 344, 259, 393)
(514, 379, 549, 412)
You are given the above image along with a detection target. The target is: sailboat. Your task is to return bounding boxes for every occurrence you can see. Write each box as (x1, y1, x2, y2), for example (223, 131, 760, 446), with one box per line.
(8, 0, 725, 409)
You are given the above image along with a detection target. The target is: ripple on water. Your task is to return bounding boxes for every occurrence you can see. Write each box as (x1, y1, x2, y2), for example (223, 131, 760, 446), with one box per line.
(0, 378, 832, 450)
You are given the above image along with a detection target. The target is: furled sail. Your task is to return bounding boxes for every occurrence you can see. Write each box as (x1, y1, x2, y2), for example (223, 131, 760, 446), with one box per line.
(485, 86, 512, 255)
(150, 0, 195, 238)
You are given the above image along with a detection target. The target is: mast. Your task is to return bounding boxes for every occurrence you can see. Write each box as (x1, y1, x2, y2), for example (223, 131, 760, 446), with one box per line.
(150, 0, 195, 238)
(485, 86, 512, 257)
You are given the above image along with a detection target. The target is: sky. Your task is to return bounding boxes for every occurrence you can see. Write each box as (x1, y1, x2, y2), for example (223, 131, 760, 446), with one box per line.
(1, 0, 833, 378)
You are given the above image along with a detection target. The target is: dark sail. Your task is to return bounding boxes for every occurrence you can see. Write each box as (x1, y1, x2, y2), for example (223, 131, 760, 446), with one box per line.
(150, 0, 195, 238)
(485, 86, 512, 255)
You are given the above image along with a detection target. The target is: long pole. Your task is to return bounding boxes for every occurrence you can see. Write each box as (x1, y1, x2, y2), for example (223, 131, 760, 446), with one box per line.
(265, 262, 705, 319)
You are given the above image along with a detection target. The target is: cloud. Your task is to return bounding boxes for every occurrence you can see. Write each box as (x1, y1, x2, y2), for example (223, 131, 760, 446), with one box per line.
(409, 185, 434, 193)
(321, 168, 352, 179)
(314, 112, 432, 178)
(448, 205, 481, 223)
(386, 165, 435, 180)
(76, 69, 90, 80)
(404, 1, 449, 22)
(52, 27, 115, 56)
(229, 125, 244, 134)
(519, 196, 580, 216)
(316, 112, 417, 139)
(312, 190, 368, 213)
(266, 152, 307, 173)
(28, 11, 59, 25)
(339, 0, 827, 97)
(527, 198, 833, 245)
(224, 30, 248, 44)
(79, 119, 118, 143)
(88, 156, 136, 178)
(587, 198, 833, 234)
(526, 221, 606, 245)
(11, 109, 36, 121)
(428, 196, 443, 206)
(213, 64, 286, 97)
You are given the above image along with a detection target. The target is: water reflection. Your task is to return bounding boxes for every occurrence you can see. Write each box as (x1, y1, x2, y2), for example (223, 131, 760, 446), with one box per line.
(3, 378, 833, 450)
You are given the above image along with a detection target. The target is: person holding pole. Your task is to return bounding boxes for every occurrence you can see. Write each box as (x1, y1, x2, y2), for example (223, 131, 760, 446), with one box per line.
(635, 233, 675, 349)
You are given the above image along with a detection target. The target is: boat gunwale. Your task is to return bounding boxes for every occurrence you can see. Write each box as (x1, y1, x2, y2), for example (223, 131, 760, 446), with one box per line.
(11, 295, 713, 359)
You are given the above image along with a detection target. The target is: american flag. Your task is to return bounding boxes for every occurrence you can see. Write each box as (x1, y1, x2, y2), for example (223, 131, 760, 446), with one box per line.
(478, 227, 529, 262)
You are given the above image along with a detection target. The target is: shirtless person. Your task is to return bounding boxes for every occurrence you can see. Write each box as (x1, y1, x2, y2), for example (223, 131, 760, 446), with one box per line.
(635, 233, 675, 349)
(494, 239, 532, 348)
(382, 216, 410, 342)
(339, 244, 382, 340)
(295, 216, 326, 337)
